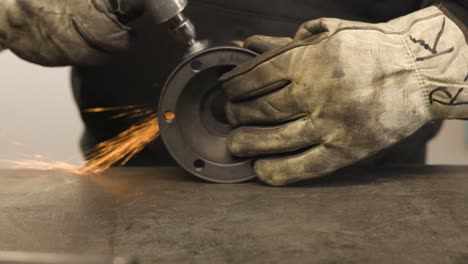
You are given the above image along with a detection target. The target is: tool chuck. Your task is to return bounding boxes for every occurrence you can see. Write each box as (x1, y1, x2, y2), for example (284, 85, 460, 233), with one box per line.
(145, 0, 206, 54)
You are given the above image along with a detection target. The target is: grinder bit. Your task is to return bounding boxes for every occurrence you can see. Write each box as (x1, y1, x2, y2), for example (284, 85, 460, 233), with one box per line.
(145, 0, 207, 54)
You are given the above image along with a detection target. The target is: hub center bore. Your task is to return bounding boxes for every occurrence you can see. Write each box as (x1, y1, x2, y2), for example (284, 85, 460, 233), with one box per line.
(211, 91, 229, 125)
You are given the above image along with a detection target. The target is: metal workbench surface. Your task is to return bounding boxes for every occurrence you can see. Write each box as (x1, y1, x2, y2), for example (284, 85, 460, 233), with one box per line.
(0, 166, 467, 263)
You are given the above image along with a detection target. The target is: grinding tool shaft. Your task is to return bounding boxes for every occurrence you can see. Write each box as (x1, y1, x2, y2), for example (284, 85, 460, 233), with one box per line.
(146, 0, 206, 54)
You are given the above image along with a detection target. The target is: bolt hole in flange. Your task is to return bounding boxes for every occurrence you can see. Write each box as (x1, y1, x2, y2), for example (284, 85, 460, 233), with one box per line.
(193, 159, 205, 171)
(191, 60, 203, 72)
(158, 47, 258, 183)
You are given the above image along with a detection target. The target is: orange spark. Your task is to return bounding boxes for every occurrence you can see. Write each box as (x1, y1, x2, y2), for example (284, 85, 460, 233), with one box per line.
(79, 114, 160, 174)
(2, 105, 160, 175)
(83, 105, 145, 113)
(0, 157, 137, 198)
(0, 157, 83, 174)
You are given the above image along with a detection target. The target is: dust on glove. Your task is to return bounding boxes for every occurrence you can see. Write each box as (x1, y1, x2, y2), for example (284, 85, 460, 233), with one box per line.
(221, 7, 468, 186)
(0, 0, 143, 66)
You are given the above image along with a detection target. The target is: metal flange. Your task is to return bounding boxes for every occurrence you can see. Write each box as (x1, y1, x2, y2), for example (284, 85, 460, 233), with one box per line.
(158, 46, 257, 183)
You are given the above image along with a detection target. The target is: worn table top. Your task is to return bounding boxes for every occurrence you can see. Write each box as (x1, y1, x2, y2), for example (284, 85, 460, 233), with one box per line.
(0, 166, 467, 263)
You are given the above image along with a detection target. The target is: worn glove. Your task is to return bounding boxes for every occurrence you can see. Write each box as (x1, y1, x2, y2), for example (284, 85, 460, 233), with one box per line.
(0, 0, 143, 66)
(221, 7, 468, 186)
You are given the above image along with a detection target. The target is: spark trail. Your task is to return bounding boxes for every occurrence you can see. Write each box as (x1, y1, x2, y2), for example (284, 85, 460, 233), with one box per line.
(1, 105, 161, 175)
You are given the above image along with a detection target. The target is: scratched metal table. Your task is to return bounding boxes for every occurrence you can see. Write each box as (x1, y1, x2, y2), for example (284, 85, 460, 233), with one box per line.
(0, 166, 467, 263)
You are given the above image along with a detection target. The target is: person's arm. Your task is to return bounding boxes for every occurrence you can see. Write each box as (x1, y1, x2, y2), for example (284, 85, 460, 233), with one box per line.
(221, 6, 467, 186)
(0, 0, 143, 66)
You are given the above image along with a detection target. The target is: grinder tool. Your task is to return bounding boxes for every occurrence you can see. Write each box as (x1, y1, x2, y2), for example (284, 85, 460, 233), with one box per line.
(146, 0, 257, 183)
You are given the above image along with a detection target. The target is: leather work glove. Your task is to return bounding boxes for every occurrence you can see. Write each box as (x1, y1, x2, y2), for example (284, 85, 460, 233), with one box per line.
(221, 7, 468, 186)
(0, 0, 143, 66)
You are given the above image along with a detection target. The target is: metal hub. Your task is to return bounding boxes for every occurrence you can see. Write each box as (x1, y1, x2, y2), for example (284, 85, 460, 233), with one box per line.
(158, 46, 257, 183)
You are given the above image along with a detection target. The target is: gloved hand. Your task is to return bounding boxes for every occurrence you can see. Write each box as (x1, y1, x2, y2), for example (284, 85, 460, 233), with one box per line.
(221, 7, 468, 186)
(0, 0, 143, 66)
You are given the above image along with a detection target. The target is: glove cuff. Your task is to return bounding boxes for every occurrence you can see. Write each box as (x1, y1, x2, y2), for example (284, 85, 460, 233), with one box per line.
(0, 0, 12, 51)
(397, 7, 468, 120)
